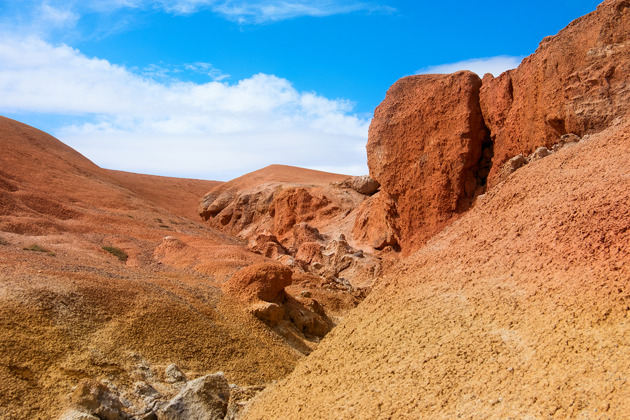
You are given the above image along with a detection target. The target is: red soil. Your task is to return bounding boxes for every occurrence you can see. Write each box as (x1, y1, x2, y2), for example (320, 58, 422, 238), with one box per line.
(244, 119, 630, 419)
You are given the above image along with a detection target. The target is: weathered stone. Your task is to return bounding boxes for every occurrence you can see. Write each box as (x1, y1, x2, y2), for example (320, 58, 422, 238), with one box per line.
(284, 299, 332, 338)
(159, 373, 230, 420)
(553, 133, 582, 152)
(366, 71, 487, 254)
(279, 222, 324, 254)
(165, 364, 187, 384)
(496, 154, 528, 184)
(67, 379, 130, 420)
(352, 191, 399, 250)
(295, 242, 324, 265)
(247, 232, 288, 259)
(249, 302, 285, 325)
(222, 263, 293, 302)
(529, 147, 551, 161)
(59, 410, 100, 420)
(480, 0, 630, 186)
(338, 175, 380, 195)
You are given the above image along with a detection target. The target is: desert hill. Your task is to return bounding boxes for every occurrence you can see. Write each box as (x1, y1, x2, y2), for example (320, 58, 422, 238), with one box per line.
(243, 0, 630, 418)
(1, 0, 629, 418)
(0, 115, 329, 419)
(244, 117, 630, 419)
(0, 114, 380, 419)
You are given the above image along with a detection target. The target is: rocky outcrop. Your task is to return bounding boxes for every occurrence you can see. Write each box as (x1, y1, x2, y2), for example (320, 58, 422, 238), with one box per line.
(159, 373, 230, 420)
(365, 71, 489, 254)
(221, 262, 334, 339)
(358, 0, 630, 255)
(222, 263, 293, 303)
(199, 166, 385, 290)
(480, 0, 630, 186)
(64, 380, 132, 420)
(352, 191, 399, 250)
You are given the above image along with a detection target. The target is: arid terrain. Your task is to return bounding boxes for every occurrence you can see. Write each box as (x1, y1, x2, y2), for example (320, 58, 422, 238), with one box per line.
(1, 0, 629, 418)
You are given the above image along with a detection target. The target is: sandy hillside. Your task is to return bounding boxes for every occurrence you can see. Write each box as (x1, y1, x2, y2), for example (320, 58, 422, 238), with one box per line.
(244, 119, 630, 418)
(0, 116, 304, 419)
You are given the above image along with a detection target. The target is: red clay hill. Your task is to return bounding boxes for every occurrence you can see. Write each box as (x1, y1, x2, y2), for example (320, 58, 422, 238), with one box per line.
(1, 0, 629, 418)
(0, 116, 364, 419)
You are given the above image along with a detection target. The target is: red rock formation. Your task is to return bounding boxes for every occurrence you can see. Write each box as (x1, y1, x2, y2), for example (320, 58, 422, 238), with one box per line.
(481, 0, 630, 186)
(222, 263, 293, 303)
(198, 166, 383, 288)
(366, 71, 489, 254)
(352, 191, 399, 250)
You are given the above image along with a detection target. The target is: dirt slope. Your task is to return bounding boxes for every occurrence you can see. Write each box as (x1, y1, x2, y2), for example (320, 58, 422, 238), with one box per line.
(0, 116, 300, 419)
(104, 169, 222, 220)
(243, 120, 630, 418)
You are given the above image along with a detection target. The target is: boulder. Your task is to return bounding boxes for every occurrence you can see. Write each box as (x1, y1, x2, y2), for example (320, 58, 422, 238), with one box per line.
(67, 379, 130, 420)
(335, 175, 380, 195)
(366, 71, 488, 254)
(159, 373, 230, 420)
(553, 133, 581, 152)
(283, 298, 332, 338)
(222, 263, 293, 302)
(249, 302, 285, 325)
(165, 364, 187, 384)
(498, 154, 528, 183)
(480, 0, 630, 186)
(529, 147, 551, 161)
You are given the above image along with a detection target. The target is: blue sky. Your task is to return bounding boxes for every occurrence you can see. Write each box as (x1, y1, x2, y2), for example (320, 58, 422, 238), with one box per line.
(0, 0, 601, 180)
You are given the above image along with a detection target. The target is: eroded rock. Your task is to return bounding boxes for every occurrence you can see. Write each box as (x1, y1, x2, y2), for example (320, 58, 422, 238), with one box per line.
(249, 302, 285, 326)
(352, 191, 399, 250)
(165, 364, 187, 384)
(159, 373, 230, 420)
(222, 263, 293, 303)
(67, 379, 131, 420)
(366, 71, 488, 254)
(480, 0, 630, 186)
(334, 175, 380, 195)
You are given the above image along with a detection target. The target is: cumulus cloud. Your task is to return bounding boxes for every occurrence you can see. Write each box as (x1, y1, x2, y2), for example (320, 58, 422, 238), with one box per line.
(416, 56, 524, 78)
(0, 37, 369, 180)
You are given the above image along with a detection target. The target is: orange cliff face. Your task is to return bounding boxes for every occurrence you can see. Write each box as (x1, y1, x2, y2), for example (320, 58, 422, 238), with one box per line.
(364, 71, 490, 255)
(244, 119, 630, 420)
(480, 0, 630, 187)
(358, 0, 630, 256)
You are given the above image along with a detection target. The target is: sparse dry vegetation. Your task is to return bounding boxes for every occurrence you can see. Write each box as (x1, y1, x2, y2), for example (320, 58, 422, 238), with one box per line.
(23, 244, 55, 256)
(102, 246, 128, 262)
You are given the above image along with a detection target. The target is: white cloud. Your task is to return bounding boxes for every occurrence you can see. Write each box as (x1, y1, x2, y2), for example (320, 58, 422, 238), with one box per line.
(2, 0, 394, 31)
(39, 2, 80, 27)
(0, 37, 369, 180)
(205, 1, 395, 23)
(416, 56, 524, 78)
